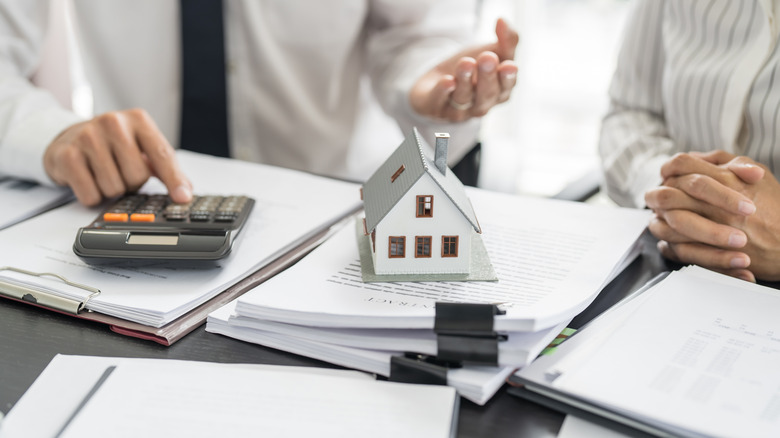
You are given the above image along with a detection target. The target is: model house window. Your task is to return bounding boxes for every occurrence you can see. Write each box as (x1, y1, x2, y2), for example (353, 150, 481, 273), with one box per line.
(442, 236, 459, 257)
(416, 195, 433, 217)
(389, 236, 405, 258)
(415, 236, 432, 258)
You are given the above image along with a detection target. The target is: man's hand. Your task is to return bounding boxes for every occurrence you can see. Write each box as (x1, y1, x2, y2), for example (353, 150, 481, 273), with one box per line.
(409, 18, 519, 122)
(44, 109, 192, 207)
(645, 151, 780, 282)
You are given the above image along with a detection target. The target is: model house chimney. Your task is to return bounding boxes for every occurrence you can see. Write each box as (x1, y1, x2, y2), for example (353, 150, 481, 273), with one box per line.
(434, 132, 449, 175)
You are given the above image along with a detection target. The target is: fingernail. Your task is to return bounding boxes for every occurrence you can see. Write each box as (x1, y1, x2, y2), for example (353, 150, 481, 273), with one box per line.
(460, 70, 473, 79)
(502, 72, 517, 81)
(728, 232, 747, 248)
(738, 200, 756, 215)
(730, 256, 750, 268)
(172, 184, 192, 202)
(479, 62, 495, 73)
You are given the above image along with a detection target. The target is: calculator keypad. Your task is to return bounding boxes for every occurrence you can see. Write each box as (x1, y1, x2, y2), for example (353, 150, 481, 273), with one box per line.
(101, 194, 251, 225)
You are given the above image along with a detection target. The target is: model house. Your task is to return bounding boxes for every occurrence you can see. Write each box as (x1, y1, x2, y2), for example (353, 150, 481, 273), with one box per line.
(360, 127, 487, 277)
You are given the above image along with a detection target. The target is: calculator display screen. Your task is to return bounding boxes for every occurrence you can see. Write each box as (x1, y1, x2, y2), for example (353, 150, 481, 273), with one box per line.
(127, 234, 179, 245)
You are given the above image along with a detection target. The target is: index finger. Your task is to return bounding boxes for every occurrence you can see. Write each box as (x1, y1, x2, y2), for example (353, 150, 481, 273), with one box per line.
(662, 152, 751, 191)
(689, 150, 736, 165)
(132, 115, 193, 203)
(664, 173, 756, 216)
(660, 153, 721, 179)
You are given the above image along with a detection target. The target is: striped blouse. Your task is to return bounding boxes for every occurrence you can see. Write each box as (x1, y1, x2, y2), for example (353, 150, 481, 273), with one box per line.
(599, 0, 780, 207)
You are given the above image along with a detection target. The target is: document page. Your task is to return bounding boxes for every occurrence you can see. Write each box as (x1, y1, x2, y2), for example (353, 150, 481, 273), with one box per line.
(0, 178, 73, 230)
(50, 359, 457, 438)
(236, 189, 651, 332)
(0, 151, 360, 326)
(227, 312, 568, 366)
(0, 355, 458, 438)
(553, 266, 780, 437)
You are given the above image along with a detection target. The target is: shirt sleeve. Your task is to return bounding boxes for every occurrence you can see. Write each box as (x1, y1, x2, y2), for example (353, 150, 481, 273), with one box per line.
(364, 0, 481, 164)
(0, 1, 84, 185)
(598, 0, 674, 208)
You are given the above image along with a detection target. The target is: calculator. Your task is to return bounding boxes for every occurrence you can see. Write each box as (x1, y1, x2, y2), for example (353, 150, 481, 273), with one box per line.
(73, 194, 255, 261)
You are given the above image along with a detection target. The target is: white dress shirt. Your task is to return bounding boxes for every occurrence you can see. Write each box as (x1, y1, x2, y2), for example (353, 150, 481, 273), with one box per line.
(599, 0, 780, 207)
(0, 0, 480, 186)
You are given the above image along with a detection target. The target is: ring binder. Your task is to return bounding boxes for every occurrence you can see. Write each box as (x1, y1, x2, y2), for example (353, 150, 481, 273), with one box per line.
(0, 266, 101, 315)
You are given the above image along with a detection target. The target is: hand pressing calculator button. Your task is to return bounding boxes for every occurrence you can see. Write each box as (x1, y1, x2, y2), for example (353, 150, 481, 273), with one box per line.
(73, 194, 255, 262)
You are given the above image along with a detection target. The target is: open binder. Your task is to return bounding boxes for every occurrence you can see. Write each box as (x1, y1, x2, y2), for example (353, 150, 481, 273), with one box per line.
(0, 151, 362, 345)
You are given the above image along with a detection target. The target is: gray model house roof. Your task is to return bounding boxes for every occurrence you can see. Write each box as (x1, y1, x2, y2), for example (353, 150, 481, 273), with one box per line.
(362, 127, 481, 234)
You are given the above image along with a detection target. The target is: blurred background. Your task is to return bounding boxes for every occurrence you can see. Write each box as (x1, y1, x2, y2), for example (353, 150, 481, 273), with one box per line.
(476, 0, 630, 202)
(57, 0, 632, 203)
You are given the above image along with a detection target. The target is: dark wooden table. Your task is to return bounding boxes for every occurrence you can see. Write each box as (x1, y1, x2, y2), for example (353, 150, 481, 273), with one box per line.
(0, 232, 668, 437)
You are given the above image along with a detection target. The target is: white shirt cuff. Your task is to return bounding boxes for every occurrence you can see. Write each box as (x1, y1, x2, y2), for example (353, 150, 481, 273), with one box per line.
(0, 107, 84, 186)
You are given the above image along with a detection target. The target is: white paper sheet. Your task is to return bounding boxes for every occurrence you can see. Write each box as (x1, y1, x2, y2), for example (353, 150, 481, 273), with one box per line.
(0, 151, 360, 326)
(0, 355, 457, 438)
(557, 415, 631, 438)
(227, 313, 567, 367)
(234, 189, 651, 332)
(0, 178, 73, 230)
(553, 266, 780, 437)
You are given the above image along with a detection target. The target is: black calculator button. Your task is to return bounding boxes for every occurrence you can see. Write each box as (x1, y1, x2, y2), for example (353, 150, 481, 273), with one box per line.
(98, 193, 252, 225)
(214, 213, 238, 222)
(189, 212, 212, 221)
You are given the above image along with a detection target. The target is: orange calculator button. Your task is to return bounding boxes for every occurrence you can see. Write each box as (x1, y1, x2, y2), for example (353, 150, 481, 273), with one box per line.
(103, 212, 129, 222)
(130, 213, 156, 222)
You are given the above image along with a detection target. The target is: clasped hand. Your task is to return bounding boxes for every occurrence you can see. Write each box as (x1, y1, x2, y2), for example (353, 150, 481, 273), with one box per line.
(645, 151, 780, 282)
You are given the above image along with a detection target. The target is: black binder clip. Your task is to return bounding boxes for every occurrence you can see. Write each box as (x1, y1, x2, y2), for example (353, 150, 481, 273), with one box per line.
(433, 302, 507, 365)
(389, 353, 462, 386)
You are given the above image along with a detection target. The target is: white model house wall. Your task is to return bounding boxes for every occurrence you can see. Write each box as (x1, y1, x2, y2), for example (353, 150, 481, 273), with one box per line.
(371, 176, 472, 275)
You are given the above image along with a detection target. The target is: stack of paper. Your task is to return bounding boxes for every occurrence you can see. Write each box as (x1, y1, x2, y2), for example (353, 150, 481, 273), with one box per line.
(0, 177, 73, 230)
(513, 266, 780, 437)
(0, 151, 361, 328)
(207, 188, 651, 405)
(0, 355, 459, 438)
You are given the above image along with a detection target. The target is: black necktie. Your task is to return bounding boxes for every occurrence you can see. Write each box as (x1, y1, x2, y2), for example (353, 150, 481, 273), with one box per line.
(179, 0, 230, 157)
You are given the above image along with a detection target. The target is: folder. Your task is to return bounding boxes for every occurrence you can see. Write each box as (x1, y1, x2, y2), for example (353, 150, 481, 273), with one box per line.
(0, 151, 362, 345)
(0, 221, 348, 345)
(510, 267, 780, 437)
